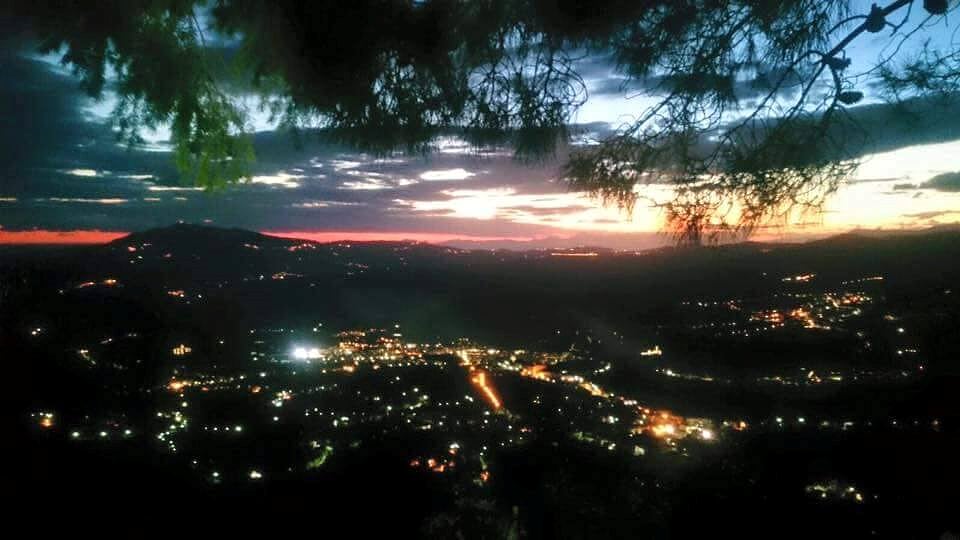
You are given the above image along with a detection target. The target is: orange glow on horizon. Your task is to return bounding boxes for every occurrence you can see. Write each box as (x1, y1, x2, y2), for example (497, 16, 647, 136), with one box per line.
(0, 227, 876, 246)
(0, 229, 549, 246)
(0, 230, 129, 245)
(264, 230, 558, 244)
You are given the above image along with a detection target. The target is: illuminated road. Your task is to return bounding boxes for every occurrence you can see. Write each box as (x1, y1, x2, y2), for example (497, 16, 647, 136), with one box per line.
(470, 370, 503, 411)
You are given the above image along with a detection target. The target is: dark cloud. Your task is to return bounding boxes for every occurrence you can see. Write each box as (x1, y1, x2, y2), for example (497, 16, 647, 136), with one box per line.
(585, 58, 960, 164)
(0, 47, 178, 187)
(836, 97, 960, 157)
(845, 177, 903, 185)
(903, 210, 959, 219)
(573, 53, 617, 81)
(922, 172, 960, 192)
(588, 76, 636, 97)
(496, 205, 591, 217)
(587, 64, 804, 101)
(0, 43, 589, 241)
(568, 122, 618, 141)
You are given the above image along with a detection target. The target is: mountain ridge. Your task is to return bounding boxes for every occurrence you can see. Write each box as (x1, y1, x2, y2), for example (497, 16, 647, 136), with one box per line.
(106, 222, 960, 256)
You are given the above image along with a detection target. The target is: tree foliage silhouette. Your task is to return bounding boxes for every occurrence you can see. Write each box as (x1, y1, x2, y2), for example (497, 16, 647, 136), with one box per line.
(6, 0, 959, 242)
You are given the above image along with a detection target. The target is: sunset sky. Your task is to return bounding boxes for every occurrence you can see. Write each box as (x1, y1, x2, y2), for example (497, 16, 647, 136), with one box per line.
(2, 7, 960, 249)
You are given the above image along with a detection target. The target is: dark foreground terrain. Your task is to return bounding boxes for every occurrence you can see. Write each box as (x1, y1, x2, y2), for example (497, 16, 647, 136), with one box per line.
(5, 225, 960, 538)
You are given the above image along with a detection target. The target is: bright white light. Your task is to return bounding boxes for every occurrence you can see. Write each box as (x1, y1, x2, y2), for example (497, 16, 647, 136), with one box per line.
(701, 429, 714, 440)
(292, 346, 322, 360)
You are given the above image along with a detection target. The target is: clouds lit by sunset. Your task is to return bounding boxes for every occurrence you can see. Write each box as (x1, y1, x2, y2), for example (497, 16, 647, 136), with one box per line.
(1, 31, 959, 249)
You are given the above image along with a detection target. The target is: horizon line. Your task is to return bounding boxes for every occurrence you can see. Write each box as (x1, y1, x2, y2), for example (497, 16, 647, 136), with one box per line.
(0, 224, 952, 248)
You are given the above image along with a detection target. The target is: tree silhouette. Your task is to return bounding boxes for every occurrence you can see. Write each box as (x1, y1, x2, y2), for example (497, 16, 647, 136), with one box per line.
(6, 0, 959, 243)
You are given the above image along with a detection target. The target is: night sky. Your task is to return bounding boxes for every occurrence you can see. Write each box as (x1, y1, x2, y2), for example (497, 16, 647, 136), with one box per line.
(2, 3, 960, 249)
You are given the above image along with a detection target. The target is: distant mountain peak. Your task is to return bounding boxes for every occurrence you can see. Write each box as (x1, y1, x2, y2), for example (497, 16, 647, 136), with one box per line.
(113, 223, 289, 252)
